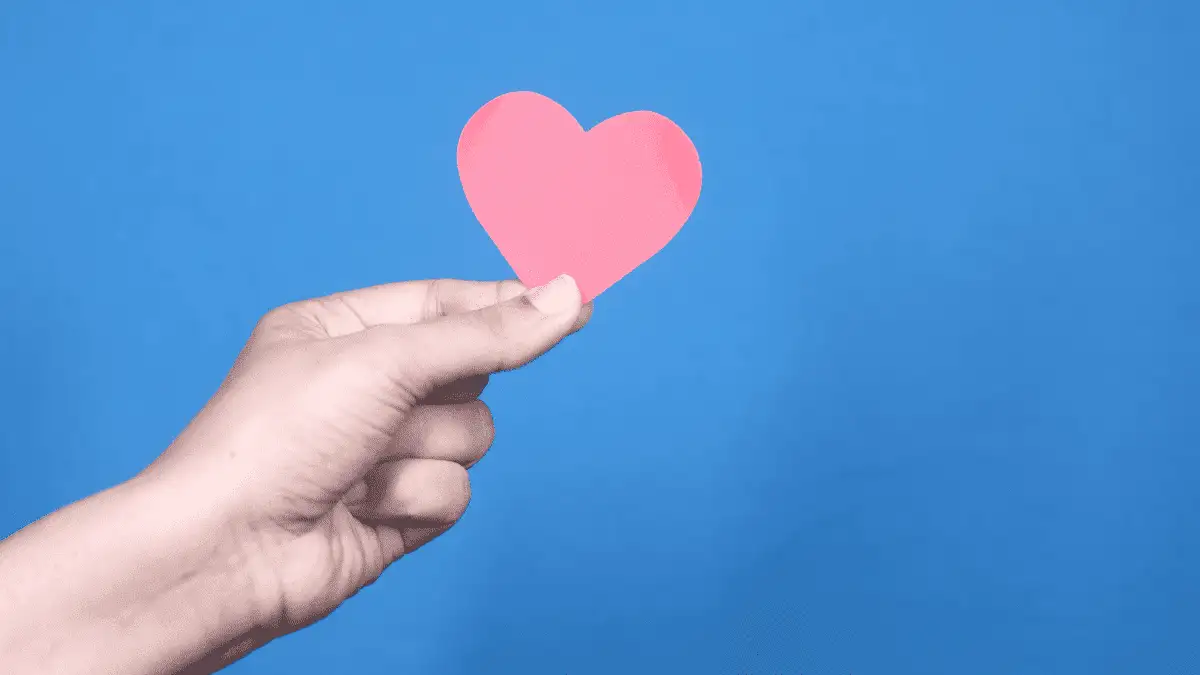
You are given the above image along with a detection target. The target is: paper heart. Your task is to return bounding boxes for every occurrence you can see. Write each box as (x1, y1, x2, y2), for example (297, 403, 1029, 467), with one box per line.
(457, 91, 702, 303)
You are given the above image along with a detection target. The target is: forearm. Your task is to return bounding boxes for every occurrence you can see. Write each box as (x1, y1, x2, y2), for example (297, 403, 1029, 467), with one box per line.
(0, 474, 266, 675)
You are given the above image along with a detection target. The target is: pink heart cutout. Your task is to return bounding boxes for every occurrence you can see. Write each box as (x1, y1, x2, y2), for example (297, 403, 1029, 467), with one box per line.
(457, 91, 702, 303)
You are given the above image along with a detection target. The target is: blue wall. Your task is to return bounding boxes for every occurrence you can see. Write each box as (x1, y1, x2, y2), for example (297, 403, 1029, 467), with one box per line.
(2, 1, 1197, 673)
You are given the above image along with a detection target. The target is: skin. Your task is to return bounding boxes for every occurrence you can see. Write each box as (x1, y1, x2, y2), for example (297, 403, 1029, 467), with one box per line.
(0, 274, 592, 675)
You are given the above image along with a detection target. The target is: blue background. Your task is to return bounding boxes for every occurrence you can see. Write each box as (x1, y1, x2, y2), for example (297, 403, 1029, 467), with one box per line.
(2, 1, 1198, 673)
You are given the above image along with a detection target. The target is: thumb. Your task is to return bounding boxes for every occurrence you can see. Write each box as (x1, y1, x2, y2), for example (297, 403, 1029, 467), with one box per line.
(366, 274, 585, 392)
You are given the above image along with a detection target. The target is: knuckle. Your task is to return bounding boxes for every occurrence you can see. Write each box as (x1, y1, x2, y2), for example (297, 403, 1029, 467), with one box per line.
(469, 308, 516, 371)
(251, 302, 329, 344)
(478, 304, 512, 340)
(253, 304, 297, 332)
(474, 302, 536, 368)
(495, 279, 525, 304)
(423, 279, 446, 319)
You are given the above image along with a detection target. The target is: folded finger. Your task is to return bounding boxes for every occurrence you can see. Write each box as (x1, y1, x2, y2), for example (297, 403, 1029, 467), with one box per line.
(347, 458, 471, 525)
(385, 401, 495, 466)
(328, 278, 527, 328)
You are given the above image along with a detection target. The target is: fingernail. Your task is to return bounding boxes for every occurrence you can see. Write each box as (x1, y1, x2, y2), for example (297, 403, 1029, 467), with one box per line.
(523, 274, 579, 315)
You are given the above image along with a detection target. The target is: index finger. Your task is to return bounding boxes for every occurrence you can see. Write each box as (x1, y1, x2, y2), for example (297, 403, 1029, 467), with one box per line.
(328, 278, 593, 333)
(321, 278, 528, 327)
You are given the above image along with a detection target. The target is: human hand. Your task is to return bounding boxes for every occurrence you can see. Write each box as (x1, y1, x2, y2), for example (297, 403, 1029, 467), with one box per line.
(140, 274, 590, 668)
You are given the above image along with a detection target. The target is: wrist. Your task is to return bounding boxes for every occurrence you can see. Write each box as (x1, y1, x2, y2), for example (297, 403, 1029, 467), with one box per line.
(0, 472, 272, 675)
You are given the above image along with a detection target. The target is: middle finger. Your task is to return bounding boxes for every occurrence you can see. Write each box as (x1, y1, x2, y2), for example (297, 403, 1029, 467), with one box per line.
(385, 400, 495, 466)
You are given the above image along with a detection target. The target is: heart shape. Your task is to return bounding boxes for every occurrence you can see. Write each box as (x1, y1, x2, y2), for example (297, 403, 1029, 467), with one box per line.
(457, 91, 702, 302)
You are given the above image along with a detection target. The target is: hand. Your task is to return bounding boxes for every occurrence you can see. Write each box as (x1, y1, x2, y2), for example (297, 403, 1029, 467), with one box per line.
(144, 274, 590, 669)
